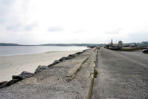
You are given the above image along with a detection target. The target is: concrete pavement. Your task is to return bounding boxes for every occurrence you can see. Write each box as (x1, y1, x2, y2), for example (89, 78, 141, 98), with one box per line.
(93, 48, 148, 99)
(0, 47, 148, 99)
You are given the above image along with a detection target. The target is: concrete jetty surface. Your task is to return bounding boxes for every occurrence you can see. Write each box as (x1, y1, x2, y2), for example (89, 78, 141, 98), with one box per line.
(0, 47, 148, 99)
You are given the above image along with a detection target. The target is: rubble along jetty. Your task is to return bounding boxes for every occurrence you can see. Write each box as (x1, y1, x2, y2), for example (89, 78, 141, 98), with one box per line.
(0, 48, 98, 99)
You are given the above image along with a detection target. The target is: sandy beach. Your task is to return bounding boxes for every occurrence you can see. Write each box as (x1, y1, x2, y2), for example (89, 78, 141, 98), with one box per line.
(0, 50, 80, 82)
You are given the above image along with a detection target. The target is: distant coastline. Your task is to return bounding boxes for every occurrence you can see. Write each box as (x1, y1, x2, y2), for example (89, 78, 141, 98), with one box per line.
(0, 43, 104, 47)
(1, 41, 148, 48)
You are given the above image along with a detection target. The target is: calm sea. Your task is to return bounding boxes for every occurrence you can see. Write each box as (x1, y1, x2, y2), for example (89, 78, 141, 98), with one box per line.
(0, 46, 87, 56)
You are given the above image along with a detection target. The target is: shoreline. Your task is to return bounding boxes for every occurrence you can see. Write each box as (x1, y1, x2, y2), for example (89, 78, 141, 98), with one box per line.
(0, 50, 82, 82)
(0, 46, 87, 56)
(0, 50, 83, 57)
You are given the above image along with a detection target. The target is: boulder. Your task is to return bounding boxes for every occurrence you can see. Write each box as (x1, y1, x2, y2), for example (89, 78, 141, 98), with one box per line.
(0, 79, 20, 89)
(12, 71, 33, 80)
(5, 79, 20, 86)
(0, 81, 8, 88)
(67, 54, 74, 59)
(48, 60, 61, 67)
(0, 71, 33, 89)
(54, 60, 60, 64)
(75, 51, 83, 55)
(48, 53, 80, 67)
(48, 51, 85, 67)
(34, 65, 48, 74)
(59, 57, 67, 62)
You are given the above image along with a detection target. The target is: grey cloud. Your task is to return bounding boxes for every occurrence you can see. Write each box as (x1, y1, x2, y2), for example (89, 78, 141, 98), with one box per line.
(0, 0, 14, 12)
(48, 27, 63, 32)
(0, 18, 5, 23)
(6, 23, 22, 31)
(0, 0, 15, 24)
(0, 0, 15, 5)
(6, 22, 37, 32)
(24, 26, 34, 31)
(0, 0, 30, 24)
(0, 0, 37, 44)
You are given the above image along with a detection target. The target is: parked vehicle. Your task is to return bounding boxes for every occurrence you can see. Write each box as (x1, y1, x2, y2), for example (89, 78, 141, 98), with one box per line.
(143, 49, 148, 54)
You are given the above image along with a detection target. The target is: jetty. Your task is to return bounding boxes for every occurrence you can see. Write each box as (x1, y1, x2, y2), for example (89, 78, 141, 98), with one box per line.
(0, 47, 148, 99)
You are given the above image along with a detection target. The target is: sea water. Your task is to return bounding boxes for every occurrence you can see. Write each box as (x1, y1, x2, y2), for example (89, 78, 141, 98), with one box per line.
(0, 46, 87, 56)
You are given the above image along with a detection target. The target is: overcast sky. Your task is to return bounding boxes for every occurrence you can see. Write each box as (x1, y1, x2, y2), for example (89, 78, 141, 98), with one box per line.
(0, 0, 148, 44)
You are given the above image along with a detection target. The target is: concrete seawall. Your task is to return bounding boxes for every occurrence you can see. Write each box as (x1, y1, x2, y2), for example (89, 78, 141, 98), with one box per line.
(0, 48, 98, 99)
(1, 47, 148, 99)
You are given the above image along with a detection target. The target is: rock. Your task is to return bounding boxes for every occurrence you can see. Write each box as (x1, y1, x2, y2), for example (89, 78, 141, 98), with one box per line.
(48, 60, 61, 67)
(6, 79, 20, 86)
(12, 75, 22, 80)
(34, 65, 48, 74)
(12, 71, 33, 80)
(0, 71, 33, 89)
(48, 53, 83, 67)
(48, 51, 85, 67)
(75, 51, 83, 55)
(0, 79, 20, 89)
(67, 54, 75, 59)
(60, 54, 76, 61)
(59, 57, 67, 62)
(54, 60, 60, 64)
(0, 81, 8, 88)
(11, 71, 33, 86)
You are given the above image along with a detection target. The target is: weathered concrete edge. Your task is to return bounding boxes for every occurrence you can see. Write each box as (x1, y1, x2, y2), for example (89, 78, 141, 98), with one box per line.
(87, 47, 99, 99)
(65, 56, 90, 82)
